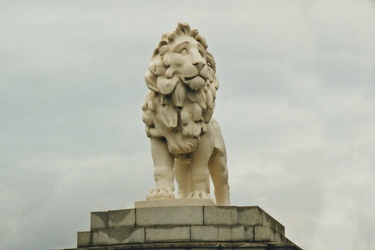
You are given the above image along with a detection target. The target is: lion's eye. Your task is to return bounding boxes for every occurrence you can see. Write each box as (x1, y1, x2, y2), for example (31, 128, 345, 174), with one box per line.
(199, 50, 205, 57)
(180, 48, 188, 55)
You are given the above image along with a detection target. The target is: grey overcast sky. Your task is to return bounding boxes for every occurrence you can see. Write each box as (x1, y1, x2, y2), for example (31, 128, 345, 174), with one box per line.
(1, 1, 375, 249)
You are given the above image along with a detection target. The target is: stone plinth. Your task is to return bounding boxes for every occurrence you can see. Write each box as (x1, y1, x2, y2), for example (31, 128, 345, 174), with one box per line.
(64, 206, 302, 250)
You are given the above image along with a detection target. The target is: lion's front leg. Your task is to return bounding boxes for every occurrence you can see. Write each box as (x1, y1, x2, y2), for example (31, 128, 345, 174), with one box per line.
(174, 157, 190, 198)
(147, 137, 175, 200)
(187, 134, 214, 201)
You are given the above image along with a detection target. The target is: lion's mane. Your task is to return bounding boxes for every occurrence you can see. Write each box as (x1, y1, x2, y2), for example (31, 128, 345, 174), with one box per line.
(142, 22, 219, 155)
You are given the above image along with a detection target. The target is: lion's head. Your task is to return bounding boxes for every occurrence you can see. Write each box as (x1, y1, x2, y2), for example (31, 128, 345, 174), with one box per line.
(142, 22, 219, 155)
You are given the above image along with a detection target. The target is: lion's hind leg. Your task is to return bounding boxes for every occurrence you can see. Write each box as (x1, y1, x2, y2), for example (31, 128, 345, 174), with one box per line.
(208, 120, 230, 206)
(208, 150, 230, 206)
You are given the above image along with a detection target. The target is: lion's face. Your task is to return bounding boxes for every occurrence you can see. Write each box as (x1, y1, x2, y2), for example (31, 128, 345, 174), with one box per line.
(165, 35, 209, 91)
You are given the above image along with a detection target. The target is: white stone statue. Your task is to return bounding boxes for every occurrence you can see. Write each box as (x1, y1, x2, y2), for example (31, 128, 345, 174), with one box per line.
(142, 22, 230, 206)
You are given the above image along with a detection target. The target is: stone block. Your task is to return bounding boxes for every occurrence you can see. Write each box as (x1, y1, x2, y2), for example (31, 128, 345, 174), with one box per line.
(92, 227, 144, 246)
(254, 226, 282, 243)
(145, 226, 190, 242)
(237, 207, 285, 237)
(108, 209, 135, 227)
(244, 226, 254, 241)
(232, 225, 246, 241)
(261, 213, 285, 236)
(77, 231, 91, 247)
(237, 206, 263, 226)
(136, 206, 203, 226)
(191, 225, 245, 242)
(91, 211, 108, 230)
(204, 206, 238, 225)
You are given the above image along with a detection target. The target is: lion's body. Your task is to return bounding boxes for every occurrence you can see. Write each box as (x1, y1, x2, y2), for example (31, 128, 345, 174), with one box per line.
(142, 23, 230, 205)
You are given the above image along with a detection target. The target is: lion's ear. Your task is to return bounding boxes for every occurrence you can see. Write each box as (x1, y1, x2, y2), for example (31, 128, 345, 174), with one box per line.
(194, 34, 207, 49)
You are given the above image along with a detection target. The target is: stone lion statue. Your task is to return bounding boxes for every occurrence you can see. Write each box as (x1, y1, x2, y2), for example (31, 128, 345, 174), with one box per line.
(142, 22, 230, 205)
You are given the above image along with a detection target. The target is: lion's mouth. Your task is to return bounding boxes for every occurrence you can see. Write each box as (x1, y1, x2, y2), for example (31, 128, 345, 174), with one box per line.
(184, 75, 205, 82)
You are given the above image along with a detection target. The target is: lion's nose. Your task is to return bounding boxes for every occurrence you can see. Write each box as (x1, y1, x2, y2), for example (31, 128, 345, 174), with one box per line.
(192, 61, 205, 72)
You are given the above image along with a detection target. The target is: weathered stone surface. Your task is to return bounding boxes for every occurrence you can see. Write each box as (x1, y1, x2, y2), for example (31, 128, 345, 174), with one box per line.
(204, 206, 238, 225)
(254, 226, 283, 243)
(232, 225, 246, 241)
(92, 227, 144, 245)
(238, 206, 263, 226)
(91, 211, 108, 230)
(191, 225, 230, 241)
(191, 225, 245, 242)
(238, 207, 285, 237)
(244, 226, 255, 241)
(108, 209, 135, 227)
(145, 226, 190, 242)
(136, 206, 203, 226)
(261, 212, 285, 236)
(77, 231, 91, 247)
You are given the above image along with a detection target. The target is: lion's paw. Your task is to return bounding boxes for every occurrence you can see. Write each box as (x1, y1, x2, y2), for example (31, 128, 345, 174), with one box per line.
(187, 191, 214, 202)
(146, 187, 175, 200)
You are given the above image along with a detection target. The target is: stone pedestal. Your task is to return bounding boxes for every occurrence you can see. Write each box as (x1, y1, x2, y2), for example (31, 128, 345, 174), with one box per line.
(64, 205, 302, 250)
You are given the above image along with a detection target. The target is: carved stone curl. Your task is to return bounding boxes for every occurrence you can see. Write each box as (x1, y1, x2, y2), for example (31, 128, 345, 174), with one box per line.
(142, 22, 230, 205)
